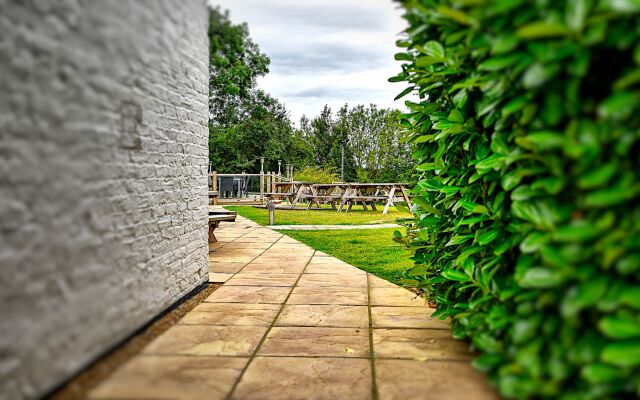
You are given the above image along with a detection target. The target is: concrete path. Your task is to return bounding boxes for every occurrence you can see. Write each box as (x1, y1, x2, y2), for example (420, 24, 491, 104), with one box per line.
(89, 216, 496, 400)
(266, 223, 401, 230)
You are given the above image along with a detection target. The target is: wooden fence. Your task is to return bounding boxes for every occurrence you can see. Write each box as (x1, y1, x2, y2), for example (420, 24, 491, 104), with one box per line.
(208, 171, 290, 205)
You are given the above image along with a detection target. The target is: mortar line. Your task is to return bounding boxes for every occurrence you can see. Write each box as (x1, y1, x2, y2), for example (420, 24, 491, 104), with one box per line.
(367, 273, 379, 400)
(224, 241, 316, 400)
(173, 321, 447, 330)
(139, 353, 473, 362)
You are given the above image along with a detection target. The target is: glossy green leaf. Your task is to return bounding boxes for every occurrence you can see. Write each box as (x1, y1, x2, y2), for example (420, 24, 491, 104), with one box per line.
(566, 0, 588, 31)
(437, 6, 473, 25)
(423, 41, 445, 58)
(394, 86, 414, 100)
(516, 22, 570, 39)
(472, 353, 504, 372)
(479, 54, 523, 71)
(598, 314, 640, 339)
(578, 163, 617, 189)
(601, 340, 640, 367)
(478, 229, 500, 245)
(518, 267, 566, 288)
(581, 363, 627, 384)
(442, 269, 470, 282)
(394, 52, 413, 61)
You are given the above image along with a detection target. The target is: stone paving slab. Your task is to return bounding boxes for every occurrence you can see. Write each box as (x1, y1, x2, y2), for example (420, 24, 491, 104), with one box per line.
(180, 303, 281, 326)
(376, 360, 497, 400)
(89, 355, 247, 400)
(287, 286, 369, 305)
(231, 357, 372, 400)
(89, 216, 497, 400)
(259, 326, 370, 358)
(276, 304, 369, 328)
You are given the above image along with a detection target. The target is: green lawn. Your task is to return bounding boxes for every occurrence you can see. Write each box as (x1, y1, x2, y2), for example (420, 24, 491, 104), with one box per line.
(281, 228, 413, 285)
(225, 205, 411, 226)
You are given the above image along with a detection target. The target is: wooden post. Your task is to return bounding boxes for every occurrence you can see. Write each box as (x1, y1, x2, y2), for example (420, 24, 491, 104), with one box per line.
(241, 171, 245, 198)
(267, 200, 275, 225)
(260, 171, 264, 203)
(260, 157, 265, 204)
(212, 171, 218, 205)
(266, 172, 271, 198)
(271, 172, 276, 193)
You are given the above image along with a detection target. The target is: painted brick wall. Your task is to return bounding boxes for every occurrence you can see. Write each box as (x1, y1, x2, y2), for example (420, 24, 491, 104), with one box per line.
(0, 1, 210, 398)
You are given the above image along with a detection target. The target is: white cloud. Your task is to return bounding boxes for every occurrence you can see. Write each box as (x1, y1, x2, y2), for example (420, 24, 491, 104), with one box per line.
(209, 0, 410, 124)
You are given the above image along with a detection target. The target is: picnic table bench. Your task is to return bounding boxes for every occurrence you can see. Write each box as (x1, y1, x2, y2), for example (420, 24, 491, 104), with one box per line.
(266, 181, 313, 209)
(303, 183, 343, 210)
(264, 182, 412, 215)
(337, 183, 411, 214)
(208, 190, 219, 205)
(208, 210, 237, 243)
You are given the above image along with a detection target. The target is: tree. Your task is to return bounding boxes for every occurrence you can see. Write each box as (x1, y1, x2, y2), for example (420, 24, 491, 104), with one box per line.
(208, 7, 269, 126)
(305, 105, 336, 168)
(207, 8, 413, 181)
(207, 7, 312, 173)
(335, 104, 413, 182)
(332, 105, 358, 181)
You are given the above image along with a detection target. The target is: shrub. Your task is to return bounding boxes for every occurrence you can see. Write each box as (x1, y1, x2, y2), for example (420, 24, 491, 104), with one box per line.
(392, 1, 640, 398)
(293, 166, 340, 183)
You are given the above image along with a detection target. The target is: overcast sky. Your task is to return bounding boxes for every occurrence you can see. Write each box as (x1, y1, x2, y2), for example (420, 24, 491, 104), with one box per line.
(209, 0, 408, 125)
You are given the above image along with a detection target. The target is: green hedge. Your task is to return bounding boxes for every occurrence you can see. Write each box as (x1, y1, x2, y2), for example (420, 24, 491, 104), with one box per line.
(293, 165, 340, 183)
(392, 0, 640, 398)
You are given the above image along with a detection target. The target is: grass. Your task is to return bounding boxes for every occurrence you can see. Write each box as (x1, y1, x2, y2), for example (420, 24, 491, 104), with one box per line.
(281, 228, 413, 285)
(225, 205, 412, 226)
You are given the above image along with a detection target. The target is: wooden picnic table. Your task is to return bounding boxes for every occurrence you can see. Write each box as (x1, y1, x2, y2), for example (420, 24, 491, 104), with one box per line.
(266, 181, 412, 214)
(316, 183, 412, 215)
(304, 183, 344, 210)
(266, 181, 313, 209)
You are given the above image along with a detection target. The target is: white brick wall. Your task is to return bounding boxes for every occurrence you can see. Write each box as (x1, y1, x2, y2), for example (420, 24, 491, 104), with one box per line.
(0, 1, 210, 398)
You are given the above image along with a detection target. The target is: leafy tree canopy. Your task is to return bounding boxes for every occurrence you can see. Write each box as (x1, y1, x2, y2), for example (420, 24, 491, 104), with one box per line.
(208, 7, 311, 173)
(208, 7, 269, 126)
(207, 8, 414, 183)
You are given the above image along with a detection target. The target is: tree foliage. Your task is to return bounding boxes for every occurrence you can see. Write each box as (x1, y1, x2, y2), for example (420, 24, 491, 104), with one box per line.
(207, 8, 310, 173)
(207, 8, 413, 182)
(299, 104, 414, 182)
(293, 166, 340, 184)
(208, 7, 269, 126)
(393, 0, 640, 398)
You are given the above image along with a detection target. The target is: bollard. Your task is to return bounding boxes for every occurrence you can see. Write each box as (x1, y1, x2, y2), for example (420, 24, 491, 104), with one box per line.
(267, 200, 275, 225)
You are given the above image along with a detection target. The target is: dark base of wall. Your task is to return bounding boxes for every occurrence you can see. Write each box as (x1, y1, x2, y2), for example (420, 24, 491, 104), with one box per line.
(44, 279, 218, 400)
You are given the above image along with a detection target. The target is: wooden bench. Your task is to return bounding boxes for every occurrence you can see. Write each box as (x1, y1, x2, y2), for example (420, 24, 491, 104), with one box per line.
(342, 195, 389, 201)
(339, 195, 401, 212)
(264, 192, 293, 198)
(208, 210, 237, 243)
(264, 192, 297, 205)
(208, 190, 219, 205)
(302, 194, 343, 210)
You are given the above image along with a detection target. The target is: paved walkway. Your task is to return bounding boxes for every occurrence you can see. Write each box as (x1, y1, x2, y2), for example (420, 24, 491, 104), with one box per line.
(89, 217, 496, 400)
(266, 223, 401, 230)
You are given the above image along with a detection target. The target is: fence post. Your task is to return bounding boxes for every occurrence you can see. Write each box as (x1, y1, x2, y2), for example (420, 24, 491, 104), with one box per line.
(271, 171, 275, 193)
(260, 157, 265, 204)
(267, 172, 272, 196)
(212, 171, 218, 205)
(260, 171, 264, 203)
(241, 171, 245, 198)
